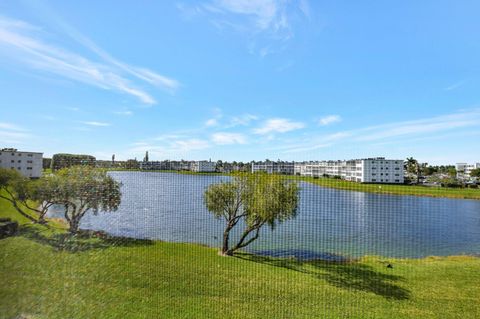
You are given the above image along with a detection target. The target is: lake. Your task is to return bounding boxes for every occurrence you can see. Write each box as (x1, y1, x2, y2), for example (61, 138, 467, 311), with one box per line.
(48, 171, 480, 259)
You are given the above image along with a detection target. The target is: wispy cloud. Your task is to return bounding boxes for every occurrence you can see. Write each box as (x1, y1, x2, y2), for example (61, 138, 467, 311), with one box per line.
(318, 115, 341, 126)
(113, 110, 133, 116)
(253, 118, 305, 135)
(444, 80, 465, 91)
(0, 15, 179, 104)
(227, 114, 258, 127)
(80, 121, 111, 127)
(354, 110, 480, 142)
(0, 122, 27, 132)
(0, 122, 30, 144)
(211, 132, 247, 145)
(180, 0, 309, 55)
(277, 109, 480, 153)
(129, 137, 210, 159)
(205, 118, 219, 127)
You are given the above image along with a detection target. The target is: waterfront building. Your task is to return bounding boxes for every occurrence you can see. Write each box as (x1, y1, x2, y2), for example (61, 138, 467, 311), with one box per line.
(191, 160, 216, 172)
(456, 162, 480, 178)
(0, 148, 43, 178)
(251, 160, 295, 175)
(294, 158, 404, 184)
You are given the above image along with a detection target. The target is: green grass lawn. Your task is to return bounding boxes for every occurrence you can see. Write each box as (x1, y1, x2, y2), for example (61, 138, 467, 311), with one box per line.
(290, 175, 480, 200)
(1, 197, 479, 319)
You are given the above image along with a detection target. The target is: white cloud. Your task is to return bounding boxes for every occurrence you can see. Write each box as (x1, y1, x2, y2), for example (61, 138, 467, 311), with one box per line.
(318, 115, 341, 126)
(113, 110, 133, 116)
(211, 132, 247, 145)
(227, 114, 258, 127)
(276, 109, 480, 154)
(173, 139, 210, 151)
(214, 0, 280, 31)
(444, 81, 465, 91)
(81, 121, 111, 127)
(0, 122, 30, 144)
(254, 118, 305, 134)
(183, 1, 309, 55)
(355, 110, 480, 142)
(205, 118, 219, 127)
(0, 16, 179, 104)
(0, 122, 26, 131)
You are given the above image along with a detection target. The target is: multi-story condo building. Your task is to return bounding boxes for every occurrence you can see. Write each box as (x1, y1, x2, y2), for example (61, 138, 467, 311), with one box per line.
(139, 160, 215, 172)
(251, 160, 295, 175)
(456, 162, 480, 178)
(0, 148, 43, 178)
(294, 158, 404, 184)
(191, 160, 216, 172)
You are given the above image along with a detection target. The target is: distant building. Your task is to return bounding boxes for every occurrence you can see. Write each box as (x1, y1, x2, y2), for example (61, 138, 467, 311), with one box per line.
(251, 160, 295, 175)
(294, 158, 404, 184)
(0, 148, 43, 178)
(191, 160, 216, 172)
(456, 162, 480, 178)
(139, 160, 215, 172)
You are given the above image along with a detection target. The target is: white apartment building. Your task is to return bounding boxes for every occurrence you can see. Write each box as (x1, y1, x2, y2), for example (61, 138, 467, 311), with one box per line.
(294, 158, 404, 184)
(251, 161, 295, 175)
(0, 148, 43, 178)
(191, 160, 216, 172)
(456, 162, 480, 177)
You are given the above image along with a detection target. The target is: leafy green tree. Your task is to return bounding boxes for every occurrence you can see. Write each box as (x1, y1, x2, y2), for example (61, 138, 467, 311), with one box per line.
(447, 167, 457, 178)
(470, 168, 480, 178)
(0, 168, 58, 223)
(125, 159, 140, 169)
(51, 153, 96, 170)
(204, 173, 299, 256)
(54, 166, 122, 234)
(405, 157, 425, 183)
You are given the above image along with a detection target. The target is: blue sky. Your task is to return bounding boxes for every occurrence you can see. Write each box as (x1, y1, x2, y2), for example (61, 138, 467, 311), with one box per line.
(1, 0, 480, 164)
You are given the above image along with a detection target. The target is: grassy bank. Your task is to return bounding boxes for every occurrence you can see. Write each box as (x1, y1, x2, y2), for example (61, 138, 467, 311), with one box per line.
(290, 175, 480, 200)
(1, 198, 479, 318)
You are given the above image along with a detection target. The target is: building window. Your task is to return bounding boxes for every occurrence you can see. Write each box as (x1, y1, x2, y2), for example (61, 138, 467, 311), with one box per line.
(27, 167, 33, 170)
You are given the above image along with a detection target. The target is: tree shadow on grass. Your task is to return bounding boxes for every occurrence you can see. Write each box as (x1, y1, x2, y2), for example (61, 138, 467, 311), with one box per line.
(15, 223, 154, 252)
(236, 252, 410, 300)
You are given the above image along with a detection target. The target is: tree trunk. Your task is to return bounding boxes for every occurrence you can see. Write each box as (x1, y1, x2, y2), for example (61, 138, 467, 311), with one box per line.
(221, 230, 231, 255)
(69, 218, 80, 234)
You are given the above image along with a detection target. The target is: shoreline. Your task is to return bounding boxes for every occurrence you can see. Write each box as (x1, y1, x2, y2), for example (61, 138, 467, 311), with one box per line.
(105, 169, 480, 200)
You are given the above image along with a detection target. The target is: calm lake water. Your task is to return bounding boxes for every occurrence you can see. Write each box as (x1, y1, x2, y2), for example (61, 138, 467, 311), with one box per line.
(48, 171, 480, 258)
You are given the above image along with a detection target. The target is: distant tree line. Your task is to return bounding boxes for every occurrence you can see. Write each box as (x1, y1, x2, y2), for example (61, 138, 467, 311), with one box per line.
(51, 154, 96, 170)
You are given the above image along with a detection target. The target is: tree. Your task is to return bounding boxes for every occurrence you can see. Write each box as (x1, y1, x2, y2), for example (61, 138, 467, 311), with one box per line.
(51, 153, 96, 170)
(469, 168, 480, 178)
(54, 166, 122, 234)
(0, 168, 58, 224)
(405, 157, 424, 184)
(204, 173, 299, 256)
(125, 159, 139, 169)
(143, 151, 149, 162)
(447, 167, 457, 178)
